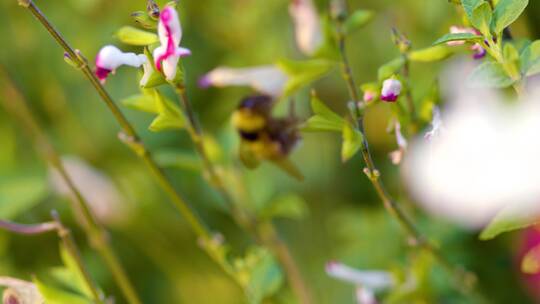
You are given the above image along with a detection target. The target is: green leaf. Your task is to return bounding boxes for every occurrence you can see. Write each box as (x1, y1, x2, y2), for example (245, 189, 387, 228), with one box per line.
(59, 245, 93, 298)
(115, 26, 159, 46)
(432, 33, 483, 46)
(121, 93, 157, 113)
(461, 0, 484, 20)
(341, 122, 363, 162)
(344, 10, 374, 34)
(276, 59, 336, 96)
(33, 277, 92, 304)
(245, 248, 284, 304)
(491, 0, 528, 34)
(0, 173, 48, 219)
(259, 194, 308, 220)
(467, 61, 514, 88)
(302, 95, 345, 132)
(408, 45, 455, 62)
(522, 244, 540, 274)
(148, 90, 186, 132)
(520, 40, 540, 76)
(479, 203, 540, 240)
(471, 2, 493, 37)
(377, 57, 405, 81)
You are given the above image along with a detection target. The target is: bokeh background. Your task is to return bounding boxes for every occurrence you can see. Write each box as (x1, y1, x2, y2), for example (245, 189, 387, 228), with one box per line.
(1, 0, 539, 303)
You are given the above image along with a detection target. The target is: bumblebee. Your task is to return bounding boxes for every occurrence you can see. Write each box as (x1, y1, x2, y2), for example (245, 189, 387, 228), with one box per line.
(232, 95, 303, 181)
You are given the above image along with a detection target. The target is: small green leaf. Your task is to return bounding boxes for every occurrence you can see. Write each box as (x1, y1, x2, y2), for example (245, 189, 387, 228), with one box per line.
(245, 248, 284, 304)
(312, 16, 340, 60)
(479, 203, 540, 240)
(491, 0, 529, 34)
(59, 245, 93, 298)
(259, 194, 308, 220)
(121, 94, 157, 113)
(33, 277, 92, 304)
(408, 45, 455, 62)
(520, 40, 540, 76)
(302, 95, 345, 132)
(471, 1, 493, 37)
(378, 57, 405, 81)
(341, 122, 363, 162)
(276, 59, 336, 96)
(522, 244, 540, 274)
(432, 33, 483, 46)
(148, 90, 186, 132)
(344, 10, 374, 34)
(115, 26, 159, 46)
(504, 43, 520, 62)
(467, 61, 514, 88)
(461, 0, 484, 21)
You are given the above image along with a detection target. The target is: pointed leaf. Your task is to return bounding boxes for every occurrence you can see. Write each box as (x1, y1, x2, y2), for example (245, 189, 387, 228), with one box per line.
(121, 94, 158, 113)
(471, 1, 493, 37)
(432, 33, 483, 46)
(480, 203, 540, 240)
(277, 59, 336, 96)
(341, 122, 364, 162)
(33, 277, 92, 304)
(377, 57, 405, 81)
(303, 95, 345, 133)
(520, 40, 540, 76)
(148, 90, 186, 132)
(59, 244, 93, 298)
(344, 10, 374, 34)
(491, 0, 529, 34)
(409, 45, 455, 62)
(467, 61, 514, 88)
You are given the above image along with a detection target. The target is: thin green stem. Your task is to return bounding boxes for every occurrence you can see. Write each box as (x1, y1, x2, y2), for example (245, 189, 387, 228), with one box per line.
(172, 81, 313, 304)
(0, 217, 104, 303)
(0, 67, 141, 304)
(334, 17, 482, 300)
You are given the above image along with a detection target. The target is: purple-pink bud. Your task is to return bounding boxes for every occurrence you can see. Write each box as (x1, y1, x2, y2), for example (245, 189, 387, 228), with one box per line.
(380, 79, 402, 102)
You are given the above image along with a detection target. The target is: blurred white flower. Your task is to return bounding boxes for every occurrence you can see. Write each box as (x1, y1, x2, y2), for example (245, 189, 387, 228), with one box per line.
(326, 261, 394, 303)
(424, 106, 444, 140)
(49, 156, 128, 226)
(153, 5, 191, 81)
(0, 277, 43, 304)
(95, 45, 146, 84)
(199, 65, 288, 97)
(289, 0, 323, 56)
(389, 121, 407, 165)
(404, 66, 540, 227)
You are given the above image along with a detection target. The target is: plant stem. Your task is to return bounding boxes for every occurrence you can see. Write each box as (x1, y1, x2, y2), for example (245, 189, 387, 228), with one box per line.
(172, 82, 313, 304)
(17, 0, 245, 296)
(0, 217, 105, 303)
(0, 67, 141, 304)
(334, 18, 482, 299)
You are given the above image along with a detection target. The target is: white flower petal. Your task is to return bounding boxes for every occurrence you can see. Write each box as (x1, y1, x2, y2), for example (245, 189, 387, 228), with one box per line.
(200, 66, 288, 97)
(289, 0, 323, 55)
(326, 262, 394, 290)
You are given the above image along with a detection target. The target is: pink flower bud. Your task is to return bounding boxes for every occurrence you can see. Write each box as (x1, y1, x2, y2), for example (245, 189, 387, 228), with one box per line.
(380, 79, 402, 102)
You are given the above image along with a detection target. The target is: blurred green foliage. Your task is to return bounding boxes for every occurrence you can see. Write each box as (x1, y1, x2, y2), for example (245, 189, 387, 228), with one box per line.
(0, 0, 539, 303)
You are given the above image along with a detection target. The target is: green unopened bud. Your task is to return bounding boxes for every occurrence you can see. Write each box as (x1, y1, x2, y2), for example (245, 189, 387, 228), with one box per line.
(17, 0, 30, 7)
(131, 11, 158, 30)
(391, 28, 411, 53)
(146, 0, 160, 19)
(63, 52, 79, 68)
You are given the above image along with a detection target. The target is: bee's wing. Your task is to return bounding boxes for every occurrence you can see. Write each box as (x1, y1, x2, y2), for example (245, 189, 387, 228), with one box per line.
(271, 158, 304, 181)
(238, 140, 261, 169)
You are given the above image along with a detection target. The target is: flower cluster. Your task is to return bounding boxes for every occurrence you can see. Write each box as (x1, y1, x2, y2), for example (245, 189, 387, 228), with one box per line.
(94, 5, 190, 84)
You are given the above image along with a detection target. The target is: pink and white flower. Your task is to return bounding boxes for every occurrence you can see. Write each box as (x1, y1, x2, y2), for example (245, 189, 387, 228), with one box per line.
(289, 0, 323, 56)
(153, 5, 191, 81)
(380, 78, 402, 102)
(199, 65, 288, 97)
(95, 45, 146, 84)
